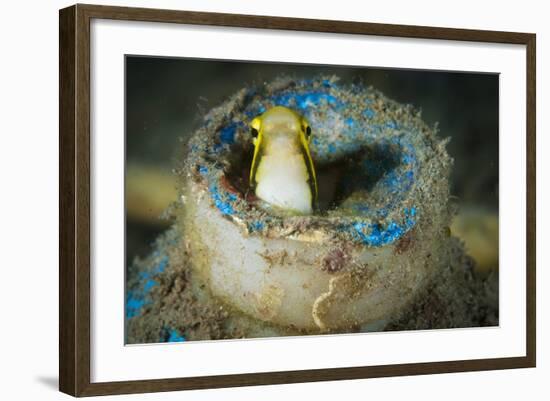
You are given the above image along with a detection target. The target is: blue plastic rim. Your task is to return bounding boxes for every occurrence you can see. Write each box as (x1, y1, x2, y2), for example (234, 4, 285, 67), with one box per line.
(192, 77, 423, 247)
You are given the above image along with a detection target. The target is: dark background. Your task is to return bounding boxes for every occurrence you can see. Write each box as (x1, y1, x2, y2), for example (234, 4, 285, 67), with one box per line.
(126, 56, 499, 263)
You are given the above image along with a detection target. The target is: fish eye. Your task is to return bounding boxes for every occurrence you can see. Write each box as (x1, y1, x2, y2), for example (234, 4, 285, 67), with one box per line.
(251, 127, 259, 138)
(305, 126, 312, 137)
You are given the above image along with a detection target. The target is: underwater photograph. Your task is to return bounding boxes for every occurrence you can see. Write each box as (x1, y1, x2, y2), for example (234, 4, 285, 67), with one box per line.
(124, 56, 499, 344)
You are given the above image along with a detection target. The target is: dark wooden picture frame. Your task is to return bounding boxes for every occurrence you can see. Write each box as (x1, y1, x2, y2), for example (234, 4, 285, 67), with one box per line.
(59, 3, 536, 397)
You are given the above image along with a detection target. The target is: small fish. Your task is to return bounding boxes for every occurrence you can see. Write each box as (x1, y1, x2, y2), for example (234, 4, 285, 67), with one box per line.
(249, 106, 317, 214)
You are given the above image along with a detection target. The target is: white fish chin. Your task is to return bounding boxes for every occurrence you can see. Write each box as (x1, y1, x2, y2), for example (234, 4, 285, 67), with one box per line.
(255, 153, 312, 214)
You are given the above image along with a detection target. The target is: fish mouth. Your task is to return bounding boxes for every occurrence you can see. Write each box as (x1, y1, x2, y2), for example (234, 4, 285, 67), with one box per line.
(263, 134, 302, 155)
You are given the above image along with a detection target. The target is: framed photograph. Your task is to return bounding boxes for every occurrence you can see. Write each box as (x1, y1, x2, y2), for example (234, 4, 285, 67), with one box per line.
(59, 4, 536, 396)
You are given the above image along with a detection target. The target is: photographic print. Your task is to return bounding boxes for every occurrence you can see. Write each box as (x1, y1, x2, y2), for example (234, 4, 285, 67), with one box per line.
(59, 5, 535, 395)
(124, 56, 499, 344)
